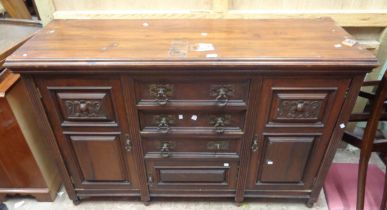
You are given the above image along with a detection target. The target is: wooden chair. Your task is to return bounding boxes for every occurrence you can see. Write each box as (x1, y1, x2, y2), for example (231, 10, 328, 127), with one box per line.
(342, 71, 387, 210)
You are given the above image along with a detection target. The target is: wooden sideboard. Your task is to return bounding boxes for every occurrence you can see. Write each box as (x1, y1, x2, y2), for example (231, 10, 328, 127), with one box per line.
(4, 19, 377, 206)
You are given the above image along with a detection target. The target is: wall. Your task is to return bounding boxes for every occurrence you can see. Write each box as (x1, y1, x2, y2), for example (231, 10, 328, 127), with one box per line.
(32, 0, 387, 27)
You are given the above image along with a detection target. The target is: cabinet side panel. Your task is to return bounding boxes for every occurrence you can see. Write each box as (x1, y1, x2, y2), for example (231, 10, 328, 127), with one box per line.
(7, 79, 61, 195)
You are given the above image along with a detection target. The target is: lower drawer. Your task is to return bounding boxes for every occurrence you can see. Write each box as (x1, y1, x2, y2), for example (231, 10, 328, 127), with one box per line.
(145, 154, 239, 192)
(142, 137, 241, 157)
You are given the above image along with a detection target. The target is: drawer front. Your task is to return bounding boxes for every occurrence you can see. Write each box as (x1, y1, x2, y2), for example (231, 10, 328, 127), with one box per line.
(142, 137, 241, 156)
(139, 111, 245, 134)
(55, 89, 117, 127)
(263, 78, 350, 128)
(38, 77, 124, 128)
(269, 90, 329, 125)
(145, 155, 239, 191)
(135, 79, 249, 106)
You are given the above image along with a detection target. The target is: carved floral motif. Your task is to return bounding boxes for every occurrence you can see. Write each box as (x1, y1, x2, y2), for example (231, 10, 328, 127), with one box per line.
(277, 100, 322, 119)
(65, 100, 104, 118)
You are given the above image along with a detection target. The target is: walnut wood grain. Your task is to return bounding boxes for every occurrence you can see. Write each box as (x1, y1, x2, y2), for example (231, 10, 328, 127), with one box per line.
(5, 19, 377, 70)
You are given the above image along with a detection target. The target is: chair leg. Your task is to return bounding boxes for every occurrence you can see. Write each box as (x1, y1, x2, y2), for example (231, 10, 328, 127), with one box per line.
(380, 154, 387, 210)
(357, 150, 372, 210)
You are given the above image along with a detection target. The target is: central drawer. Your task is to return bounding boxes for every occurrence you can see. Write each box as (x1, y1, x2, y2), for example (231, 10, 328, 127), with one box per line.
(135, 79, 250, 108)
(145, 154, 239, 193)
(142, 137, 241, 157)
(139, 111, 245, 135)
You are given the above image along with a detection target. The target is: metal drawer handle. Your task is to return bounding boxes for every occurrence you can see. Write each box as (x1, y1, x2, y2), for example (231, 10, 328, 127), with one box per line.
(160, 142, 171, 158)
(209, 115, 231, 134)
(155, 87, 168, 105)
(215, 87, 229, 107)
(149, 84, 173, 106)
(210, 85, 234, 107)
(213, 117, 225, 134)
(157, 117, 171, 133)
(207, 141, 229, 150)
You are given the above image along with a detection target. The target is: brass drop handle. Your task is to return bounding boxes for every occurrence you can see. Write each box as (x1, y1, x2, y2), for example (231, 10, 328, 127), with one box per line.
(157, 117, 170, 134)
(214, 143, 221, 150)
(155, 87, 168, 105)
(251, 136, 258, 152)
(296, 101, 305, 112)
(160, 142, 171, 158)
(213, 117, 225, 134)
(215, 87, 229, 107)
(124, 134, 132, 152)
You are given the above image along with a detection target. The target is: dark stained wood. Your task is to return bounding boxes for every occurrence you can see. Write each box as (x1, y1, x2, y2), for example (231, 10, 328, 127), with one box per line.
(35, 76, 141, 191)
(259, 136, 314, 183)
(139, 111, 245, 132)
(142, 137, 241, 154)
(70, 135, 127, 182)
(135, 79, 249, 106)
(160, 169, 226, 183)
(145, 154, 239, 191)
(3, 19, 378, 206)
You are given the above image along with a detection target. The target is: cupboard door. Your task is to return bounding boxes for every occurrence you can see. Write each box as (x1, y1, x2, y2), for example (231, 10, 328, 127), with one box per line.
(247, 78, 350, 191)
(36, 76, 140, 189)
(69, 134, 127, 182)
(259, 136, 314, 183)
(247, 135, 320, 190)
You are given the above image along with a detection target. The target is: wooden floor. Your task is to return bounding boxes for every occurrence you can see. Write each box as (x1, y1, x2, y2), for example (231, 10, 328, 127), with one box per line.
(2, 148, 385, 210)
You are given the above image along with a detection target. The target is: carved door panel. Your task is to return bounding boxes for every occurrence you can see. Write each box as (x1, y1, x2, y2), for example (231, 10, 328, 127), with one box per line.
(247, 77, 350, 191)
(258, 136, 315, 183)
(36, 76, 140, 189)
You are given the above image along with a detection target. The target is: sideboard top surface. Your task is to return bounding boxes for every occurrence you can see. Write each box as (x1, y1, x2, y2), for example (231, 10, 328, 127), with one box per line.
(5, 18, 377, 70)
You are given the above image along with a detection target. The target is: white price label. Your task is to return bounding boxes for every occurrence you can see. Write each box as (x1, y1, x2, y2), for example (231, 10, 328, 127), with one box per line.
(340, 123, 346, 129)
(191, 115, 198, 121)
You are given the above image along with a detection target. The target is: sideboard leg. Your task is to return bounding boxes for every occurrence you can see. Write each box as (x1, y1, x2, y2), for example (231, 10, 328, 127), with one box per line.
(34, 193, 53, 202)
(141, 196, 150, 206)
(235, 196, 244, 207)
(235, 201, 243, 207)
(72, 196, 81, 205)
(305, 198, 316, 208)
